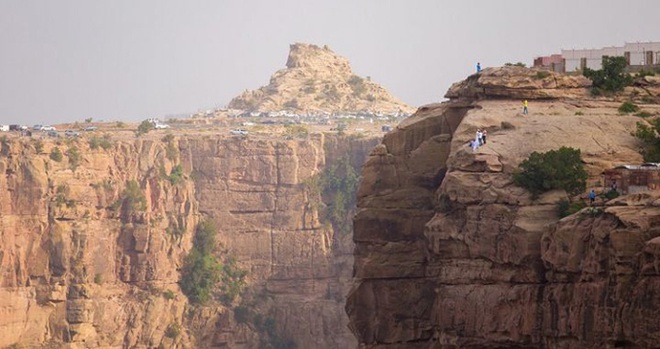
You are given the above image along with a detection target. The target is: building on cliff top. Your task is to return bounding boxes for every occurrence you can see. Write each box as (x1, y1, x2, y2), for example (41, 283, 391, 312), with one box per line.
(534, 41, 660, 73)
(603, 163, 660, 195)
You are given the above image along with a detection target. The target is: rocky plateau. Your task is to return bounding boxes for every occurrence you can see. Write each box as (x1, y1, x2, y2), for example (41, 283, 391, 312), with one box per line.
(347, 66, 660, 348)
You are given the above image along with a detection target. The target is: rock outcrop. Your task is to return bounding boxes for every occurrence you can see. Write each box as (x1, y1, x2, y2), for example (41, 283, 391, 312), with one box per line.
(0, 131, 378, 348)
(445, 66, 592, 100)
(228, 43, 414, 114)
(347, 66, 660, 348)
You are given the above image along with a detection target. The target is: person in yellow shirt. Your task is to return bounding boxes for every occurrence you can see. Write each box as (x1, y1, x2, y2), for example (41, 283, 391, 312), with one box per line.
(523, 100, 528, 115)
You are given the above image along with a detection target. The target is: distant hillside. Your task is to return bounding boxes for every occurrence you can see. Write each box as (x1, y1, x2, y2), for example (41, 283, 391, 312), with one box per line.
(228, 43, 414, 115)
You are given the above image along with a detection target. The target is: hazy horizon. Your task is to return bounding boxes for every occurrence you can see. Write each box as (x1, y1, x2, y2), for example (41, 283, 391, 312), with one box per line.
(1, 0, 659, 125)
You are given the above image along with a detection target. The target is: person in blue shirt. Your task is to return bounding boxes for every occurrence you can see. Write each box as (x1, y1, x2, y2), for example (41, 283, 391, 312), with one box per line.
(476, 62, 482, 73)
(589, 189, 596, 205)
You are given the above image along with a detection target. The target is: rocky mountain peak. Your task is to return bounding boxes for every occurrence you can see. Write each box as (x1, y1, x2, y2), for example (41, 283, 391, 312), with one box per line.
(228, 43, 414, 114)
(285, 43, 348, 71)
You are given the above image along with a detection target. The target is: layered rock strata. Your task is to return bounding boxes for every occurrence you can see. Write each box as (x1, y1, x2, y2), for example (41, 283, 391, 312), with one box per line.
(347, 67, 660, 348)
(0, 132, 376, 348)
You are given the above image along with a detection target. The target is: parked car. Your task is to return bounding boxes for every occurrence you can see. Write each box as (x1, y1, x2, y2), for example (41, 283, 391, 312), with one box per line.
(42, 125, 56, 131)
(47, 130, 59, 138)
(154, 123, 170, 129)
(230, 129, 248, 136)
(241, 121, 255, 126)
(83, 126, 97, 132)
(64, 130, 80, 137)
(0, 125, 9, 132)
(33, 124, 44, 131)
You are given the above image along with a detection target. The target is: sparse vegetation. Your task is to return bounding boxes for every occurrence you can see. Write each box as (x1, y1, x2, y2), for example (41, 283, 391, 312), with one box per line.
(635, 111, 652, 118)
(116, 121, 126, 128)
(180, 220, 222, 304)
(618, 101, 640, 114)
(602, 190, 620, 200)
(114, 180, 147, 215)
(218, 257, 248, 305)
(635, 69, 656, 78)
(283, 99, 299, 109)
(302, 85, 316, 94)
(325, 85, 340, 102)
(513, 147, 588, 198)
(168, 164, 184, 185)
(505, 62, 527, 67)
(94, 273, 103, 284)
(633, 119, 660, 161)
(136, 120, 154, 136)
(50, 147, 63, 162)
(574, 110, 584, 116)
(66, 146, 82, 171)
(181, 220, 247, 305)
(85, 117, 93, 123)
(255, 315, 297, 349)
(33, 139, 44, 153)
(163, 289, 176, 300)
(88, 134, 113, 150)
(233, 305, 250, 324)
(164, 323, 181, 339)
(534, 71, 551, 79)
(54, 184, 76, 211)
(283, 124, 309, 138)
(557, 199, 586, 218)
(348, 75, 367, 96)
(305, 153, 360, 235)
(583, 56, 632, 94)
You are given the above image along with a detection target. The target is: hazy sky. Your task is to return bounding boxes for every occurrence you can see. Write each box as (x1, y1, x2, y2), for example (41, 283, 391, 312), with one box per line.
(1, 0, 659, 125)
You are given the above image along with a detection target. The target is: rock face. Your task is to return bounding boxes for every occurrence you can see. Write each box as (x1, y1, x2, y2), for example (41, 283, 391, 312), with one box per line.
(0, 132, 378, 348)
(445, 66, 592, 100)
(347, 67, 660, 348)
(228, 43, 414, 114)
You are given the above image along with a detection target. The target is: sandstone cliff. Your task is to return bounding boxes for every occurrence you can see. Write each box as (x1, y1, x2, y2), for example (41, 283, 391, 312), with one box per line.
(347, 67, 660, 348)
(228, 43, 414, 115)
(0, 131, 378, 348)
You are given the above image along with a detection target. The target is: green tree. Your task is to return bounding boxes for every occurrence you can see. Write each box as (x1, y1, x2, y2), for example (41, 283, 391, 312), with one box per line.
(181, 220, 222, 304)
(120, 180, 147, 214)
(583, 56, 632, 93)
(320, 154, 359, 234)
(633, 119, 660, 162)
(67, 146, 82, 171)
(50, 147, 63, 162)
(513, 147, 587, 198)
(136, 120, 154, 136)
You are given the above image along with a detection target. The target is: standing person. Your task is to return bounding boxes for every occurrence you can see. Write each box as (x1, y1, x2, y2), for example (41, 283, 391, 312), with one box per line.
(482, 130, 487, 144)
(522, 100, 528, 115)
(589, 189, 596, 205)
(471, 139, 479, 152)
(611, 181, 618, 193)
(476, 62, 482, 73)
(475, 129, 482, 146)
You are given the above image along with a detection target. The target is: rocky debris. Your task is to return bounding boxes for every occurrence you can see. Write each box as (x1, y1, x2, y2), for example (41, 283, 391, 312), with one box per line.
(445, 66, 592, 100)
(228, 43, 415, 114)
(347, 67, 660, 348)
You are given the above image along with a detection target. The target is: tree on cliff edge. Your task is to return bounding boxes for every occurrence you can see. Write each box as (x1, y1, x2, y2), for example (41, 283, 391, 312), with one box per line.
(513, 147, 587, 198)
(583, 56, 632, 94)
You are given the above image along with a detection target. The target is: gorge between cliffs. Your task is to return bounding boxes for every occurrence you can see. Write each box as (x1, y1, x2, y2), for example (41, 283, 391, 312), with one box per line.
(1, 66, 660, 349)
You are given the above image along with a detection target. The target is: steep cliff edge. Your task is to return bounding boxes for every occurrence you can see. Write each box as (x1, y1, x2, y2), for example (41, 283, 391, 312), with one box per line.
(0, 131, 377, 348)
(347, 67, 660, 348)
